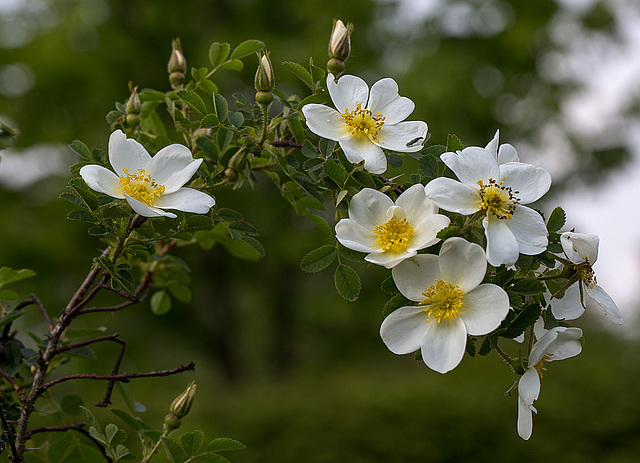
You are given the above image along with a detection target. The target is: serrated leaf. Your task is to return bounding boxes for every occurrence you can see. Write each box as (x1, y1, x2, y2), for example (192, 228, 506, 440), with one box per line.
(227, 111, 244, 128)
(382, 293, 411, 317)
(418, 154, 439, 177)
(298, 92, 330, 108)
(446, 133, 464, 152)
(241, 236, 265, 258)
(436, 225, 462, 240)
(209, 42, 230, 67)
(511, 279, 546, 295)
(305, 213, 332, 236)
(194, 454, 231, 463)
(334, 264, 361, 301)
(352, 171, 376, 188)
(502, 304, 543, 339)
(163, 437, 184, 463)
(201, 114, 220, 128)
(206, 438, 245, 452)
(287, 117, 305, 145)
(423, 145, 446, 157)
(296, 196, 325, 211)
(177, 90, 207, 114)
(69, 140, 92, 161)
(213, 93, 228, 122)
(380, 275, 399, 295)
(301, 245, 336, 273)
(150, 290, 171, 315)
(220, 60, 243, 72)
(180, 430, 204, 457)
(465, 336, 476, 357)
(282, 61, 313, 89)
(67, 210, 96, 222)
(0, 267, 36, 286)
(323, 160, 347, 186)
(547, 206, 566, 233)
(230, 39, 265, 59)
(111, 409, 142, 431)
(478, 335, 496, 356)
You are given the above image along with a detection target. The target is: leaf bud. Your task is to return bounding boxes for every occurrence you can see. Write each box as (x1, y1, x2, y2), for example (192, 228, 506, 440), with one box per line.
(169, 381, 196, 418)
(254, 51, 275, 92)
(168, 38, 187, 90)
(328, 19, 352, 62)
(228, 149, 248, 173)
(255, 90, 274, 106)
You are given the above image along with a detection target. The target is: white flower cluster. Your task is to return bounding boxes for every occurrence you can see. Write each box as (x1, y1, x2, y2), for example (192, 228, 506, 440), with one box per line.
(303, 73, 622, 440)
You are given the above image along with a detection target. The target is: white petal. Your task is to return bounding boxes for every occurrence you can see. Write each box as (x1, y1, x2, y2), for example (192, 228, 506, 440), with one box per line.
(548, 283, 585, 320)
(108, 129, 151, 176)
(302, 104, 349, 141)
(365, 249, 417, 269)
(367, 78, 415, 124)
(585, 284, 623, 325)
(408, 214, 450, 251)
(376, 121, 428, 153)
(505, 205, 548, 256)
(498, 144, 519, 163)
(499, 162, 551, 204)
(560, 232, 599, 265)
(392, 254, 441, 302)
(517, 399, 534, 440)
(335, 219, 378, 253)
(123, 194, 176, 219)
(346, 188, 394, 231)
(380, 306, 429, 355)
(424, 178, 482, 215)
(441, 147, 500, 189)
(484, 130, 499, 159)
(438, 237, 487, 292)
(396, 184, 435, 218)
(545, 326, 583, 361)
(484, 216, 520, 267)
(339, 134, 387, 174)
(327, 74, 369, 113)
(420, 317, 467, 374)
(79, 164, 123, 198)
(518, 368, 541, 405)
(154, 187, 215, 214)
(460, 284, 510, 336)
(146, 146, 202, 194)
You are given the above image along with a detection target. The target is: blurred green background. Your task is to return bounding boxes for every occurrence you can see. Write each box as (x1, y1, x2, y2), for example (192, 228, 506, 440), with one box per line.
(2, 0, 640, 461)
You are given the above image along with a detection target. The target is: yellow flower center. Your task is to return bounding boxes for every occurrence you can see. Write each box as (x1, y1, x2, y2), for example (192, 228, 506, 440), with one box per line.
(119, 168, 165, 205)
(420, 279, 465, 323)
(477, 177, 520, 220)
(341, 103, 385, 142)
(533, 353, 552, 377)
(575, 260, 597, 289)
(373, 216, 413, 253)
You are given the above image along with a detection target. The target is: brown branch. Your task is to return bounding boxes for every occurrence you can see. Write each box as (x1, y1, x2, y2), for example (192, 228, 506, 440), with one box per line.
(30, 293, 52, 331)
(0, 367, 25, 402)
(64, 247, 110, 314)
(77, 298, 139, 315)
(272, 139, 302, 149)
(42, 362, 195, 391)
(0, 391, 18, 459)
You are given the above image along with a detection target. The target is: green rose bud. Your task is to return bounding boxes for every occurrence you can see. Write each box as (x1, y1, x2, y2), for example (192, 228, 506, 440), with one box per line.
(169, 381, 196, 418)
(254, 51, 275, 92)
(328, 19, 352, 62)
(168, 38, 187, 90)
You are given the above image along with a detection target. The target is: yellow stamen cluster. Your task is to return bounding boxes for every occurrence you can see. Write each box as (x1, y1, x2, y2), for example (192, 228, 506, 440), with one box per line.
(119, 168, 165, 205)
(341, 103, 385, 142)
(533, 353, 552, 377)
(373, 216, 413, 253)
(576, 260, 597, 289)
(477, 177, 520, 220)
(420, 279, 465, 323)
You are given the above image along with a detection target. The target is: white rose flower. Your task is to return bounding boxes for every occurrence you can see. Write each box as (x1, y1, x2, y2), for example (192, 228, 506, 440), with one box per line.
(380, 237, 510, 373)
(302, 74, 428, 174)
(80, 130, 215, 219)
(517, 326, 583, 440)
(555, 232, 623, 324)
(424, 136, 551, 267)
(335, 184, 450, 268)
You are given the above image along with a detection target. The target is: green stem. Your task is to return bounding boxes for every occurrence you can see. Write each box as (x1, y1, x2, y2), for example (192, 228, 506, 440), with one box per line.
(141, 426, 171, 463)
(495, 342, 525, 375)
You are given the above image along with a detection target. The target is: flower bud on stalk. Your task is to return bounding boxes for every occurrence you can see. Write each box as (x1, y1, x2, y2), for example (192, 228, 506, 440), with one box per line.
(327, 19, 352, 78)
(225, 149, 248, 182)
(163, 381, 196, 430)
(255, 51, 275, 106)
(168, 38, 187, 90)
(125, 86, 141, 127)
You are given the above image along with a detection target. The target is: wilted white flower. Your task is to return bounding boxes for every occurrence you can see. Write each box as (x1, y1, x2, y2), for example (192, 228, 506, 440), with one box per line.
(80, 130, 214, 219)
(302, 74, 428, 174)
(335, 184, 450, 268)
(380, 237, 510, 373)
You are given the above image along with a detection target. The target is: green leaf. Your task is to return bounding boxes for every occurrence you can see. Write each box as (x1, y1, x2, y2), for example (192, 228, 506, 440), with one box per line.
(111, 409, 142, 431)
(301, 245, 336, 273)
(163, 437, 184, 463)
(177, 90, 207, 114)
(48, 433, 79, 463)
(436, 225, 462, 241)
(383, 294, 411, 317)
(216, 208, 244, 221)
(287, 116, 305, 145)
(201, 114, 220, 128)
(213, 93, 228, 123)
(206, 438, 246, 453)
(334, 264, 361, 301)
(0, 267, 36, 286)
(69, 140, 92, 161)
(282, 61, 313, 89)
(511, 279, 546, 295)
(150, 290, 171, 315)
(67, 210, 96, 223)
(221, 237, 262, 261)
(380, 275, 399, 295)
(547, 206, 566, 233)
(0, 289, 18, 301)
(61, 395, 83, 416)
(220, 60, 244, 72)
(296, 196, 325, 211)
(446, 133, 464, 152)
(338, 245, 366, 262)
(105, 423, 127, 447)
(423, 145, 446, 157)
(230, 39, 265, 59)
(194, 454, 231, 463)
(181, 430, 204, 457)
(305, 213, 332, 237)
(418, 154, 439, 177)
(227, 111, 244, 128)
(209, 42, 230, 67)
(241, 236, 265, 258)
(352, 171, 376, 188)
(298, 92, 330, 108)
(323, 160, 347, 187)
(502, 304, 543, 339)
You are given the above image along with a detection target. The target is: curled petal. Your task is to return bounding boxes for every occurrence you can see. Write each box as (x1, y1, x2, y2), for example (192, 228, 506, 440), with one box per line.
(420, 317, 467, 374)
(441, 147, 500, 189)
(302, 104, 349, 141)
(396, 184, 436, 219)
(380, 306, 429, 355)
(518, 368, 541, 406)
(376, 121, 428, 153)
(80, 165, 123, 198)
(424, 178, 482, 215)
(561, 232, 599, 265)
(498, 144, 519, 164)
(123, 194, 176, 219)
(365, 249, 418, 269)
(517, 399, 535, 440)
(408, 214, 450, 250)
(548, 284, 584, 320)
(154, 187, 215, 214)
(339, 134, 387, 174)
(585, 284, 623, 325)
(327, 74, 369, 113)
(392, 254, 441, 302)
(335, 219, 378, 253)
(346, 188, 394, 231)
(108, 129, 152, 176)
